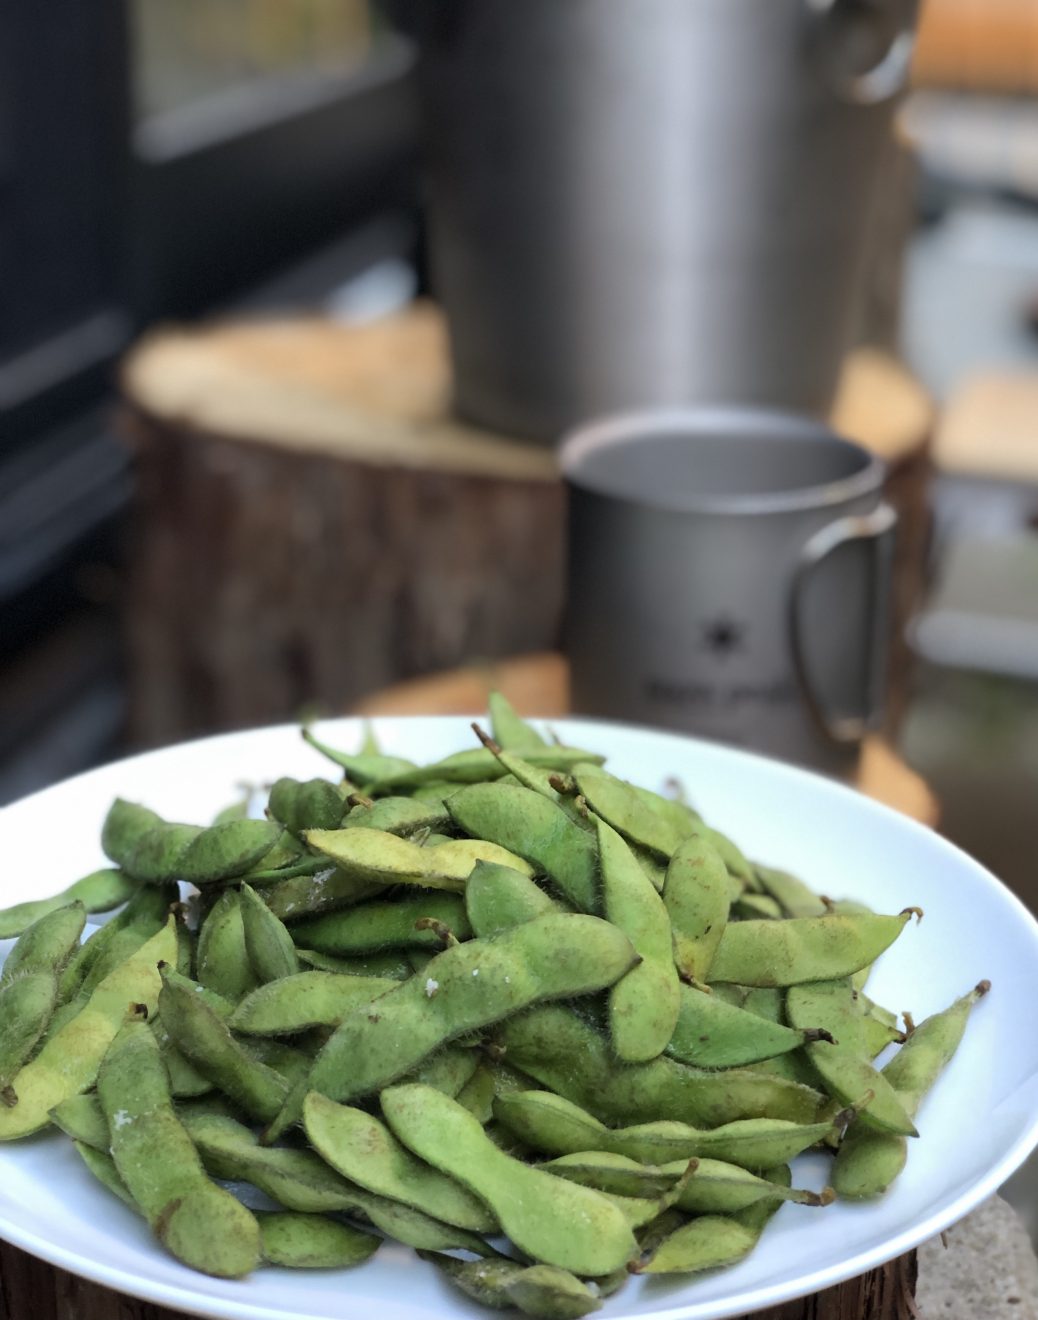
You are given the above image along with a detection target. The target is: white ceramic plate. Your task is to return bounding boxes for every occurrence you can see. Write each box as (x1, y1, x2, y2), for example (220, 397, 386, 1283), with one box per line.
(1, 716, 1037, 1320)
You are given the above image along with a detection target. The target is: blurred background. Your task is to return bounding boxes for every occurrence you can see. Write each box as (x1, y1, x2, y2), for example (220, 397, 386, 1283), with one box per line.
(3, 0, 1038, 1222)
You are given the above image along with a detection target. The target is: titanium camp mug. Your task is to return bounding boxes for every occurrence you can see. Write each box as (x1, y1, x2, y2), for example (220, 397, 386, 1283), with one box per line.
(562, 408, 897, 777)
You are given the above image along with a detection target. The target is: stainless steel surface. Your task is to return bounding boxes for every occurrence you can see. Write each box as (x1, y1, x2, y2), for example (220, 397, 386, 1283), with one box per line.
(562, 408, 894, 775)
(417, 0, 917, 441)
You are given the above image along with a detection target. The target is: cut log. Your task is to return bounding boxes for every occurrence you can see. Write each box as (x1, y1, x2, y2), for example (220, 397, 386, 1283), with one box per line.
(120, 305, 931, 746)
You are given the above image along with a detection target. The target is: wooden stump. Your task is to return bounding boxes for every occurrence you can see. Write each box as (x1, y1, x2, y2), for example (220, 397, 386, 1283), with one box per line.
(0, 1236, 918, 1320)
(120, 304, 932, 747)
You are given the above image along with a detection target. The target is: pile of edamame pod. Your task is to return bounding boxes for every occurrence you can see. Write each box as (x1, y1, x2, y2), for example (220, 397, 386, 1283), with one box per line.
(0, 696, 989, 1316)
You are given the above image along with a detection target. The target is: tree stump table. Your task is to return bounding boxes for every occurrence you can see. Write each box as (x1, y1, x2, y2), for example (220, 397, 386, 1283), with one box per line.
(118, 304, 932, 748)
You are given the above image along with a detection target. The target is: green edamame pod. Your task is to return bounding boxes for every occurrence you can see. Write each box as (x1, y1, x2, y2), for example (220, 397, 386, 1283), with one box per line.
(382, 1083, 638, 1277)
(303, 826, 533, 894)
(0, 918, 177, 1141)
(239, 883, 299, 984)
(497, 1006, 822, 1129)
(366, 744, 606, 796)
(258, 867, 383, 922)
(295, 948, 413, 980)
(230, 972, 397, 1035)
(666, 982, 832, 1070)
(709, 911, 913, 987)
(704, 827, 757, 887)
(302, 726, 418, 785)
(159, 966, 289, 1122)
(49, 1091, 109, 1150)
(488, 690, 548, 752)
(0, 974, 57, 1102)
(833, 981, 989, 1199)
(68, 881, 177, 1005)
(754, 866, 828, 918)
(465, 861, 565, 938)
(123, 822, 203, 884)
(177, 819, 282, 885)
(303, 1092, 497, 1232)
(787, 980, 918, 1136)
(1, 903, 85, 984)
(454, 1063, 497, 1123)
(100, 798, 164, 868)
(264, 913, 638, 1141)
(733, 894, 783, 920)
(73, 1140, 138, 1211)
(446, 782, 600, 913)
(196, 888, 258, 1003)
(0, 870, 132, 941)
(471, 728, 593, 831)
(418, 1250, 602, 1320)
(268, 777, 345, 834)
(342, 796, 451, 837)
(494, 1089, 845, 1170)
(663, 831, 730, 983)
(596, 817, 680, 1062)
(576, 765, 685, 858)
(288, 893, 471, 955)
(180, 1108, 498, 1256)
(544, 1151, 826, 1213)
(404, 1045, 480, 1098)
(98, 1020, 261, 1278)
(256, 1211, 380, 1269)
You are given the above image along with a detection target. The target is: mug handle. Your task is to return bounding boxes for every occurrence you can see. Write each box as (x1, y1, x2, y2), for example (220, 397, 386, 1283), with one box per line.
(788, 502, 897, 746)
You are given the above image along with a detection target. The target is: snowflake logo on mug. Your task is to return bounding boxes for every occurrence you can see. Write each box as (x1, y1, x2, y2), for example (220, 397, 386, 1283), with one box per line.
(701, 616, 745, 659)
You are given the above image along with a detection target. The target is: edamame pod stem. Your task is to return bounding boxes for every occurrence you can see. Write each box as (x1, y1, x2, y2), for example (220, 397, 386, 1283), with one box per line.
(0, 872, 130, 941)
(709, 911, 914, 987)
(0, 918, 177, 1141)
(446, 782, 600, 913)
(596, 817, 680, 1062)
(263, 913, 638, 1141)
(382, 1084, 639, 1276)
(498, 1006, 823, 1129)
(494, 1089, 848, 1170)
(787, 980, 918, 1137)
(833, 981, 989, 1199)
(98, 1021, 261, 1278)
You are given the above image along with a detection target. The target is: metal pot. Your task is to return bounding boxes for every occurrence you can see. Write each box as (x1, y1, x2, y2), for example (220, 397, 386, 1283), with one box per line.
(416, 0, 918, 441)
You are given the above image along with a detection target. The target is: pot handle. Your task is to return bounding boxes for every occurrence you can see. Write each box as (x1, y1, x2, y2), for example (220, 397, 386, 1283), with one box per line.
(788, 502, 897, 746)
(805, 0, 920, 105)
